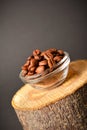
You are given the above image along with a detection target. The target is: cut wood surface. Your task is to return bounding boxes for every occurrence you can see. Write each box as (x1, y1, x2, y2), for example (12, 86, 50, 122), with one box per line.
(12, 60, 87, 110)
(11, 60, 87, 130)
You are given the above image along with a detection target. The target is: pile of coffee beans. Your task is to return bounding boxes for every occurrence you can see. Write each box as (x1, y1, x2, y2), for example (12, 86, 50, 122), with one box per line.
(21, 48, 64, 77)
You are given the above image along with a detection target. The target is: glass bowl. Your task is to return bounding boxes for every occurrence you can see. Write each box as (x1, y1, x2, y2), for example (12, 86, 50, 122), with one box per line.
(19, 51, 70, 90)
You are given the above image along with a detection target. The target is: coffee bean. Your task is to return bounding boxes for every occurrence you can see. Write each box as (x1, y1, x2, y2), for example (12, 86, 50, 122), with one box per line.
(27, 71, 34, 76)
(30, 58, 38, 67)
(39, 60, 48, 66)
(46, 48, 57, 54)
(47, 58, 55, 69)
(29, 66, 36, 72)
(21, 48, 65, 77)
(35, 65, 45, 74)
(24, 60, 30, 67)
(43, 53, 50, 60)
(54, 56, 62, 62)
(33, 49, 41, 56)
(27, 55, 34, 60)
(43, 52, 55, 68)
(58, 50, 64, 56)
(21, 66, 27, 70)
(34, 55, 42, 60)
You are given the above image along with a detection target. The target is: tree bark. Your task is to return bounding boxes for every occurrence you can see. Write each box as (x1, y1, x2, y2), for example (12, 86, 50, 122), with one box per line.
(11, 60, 87, 130)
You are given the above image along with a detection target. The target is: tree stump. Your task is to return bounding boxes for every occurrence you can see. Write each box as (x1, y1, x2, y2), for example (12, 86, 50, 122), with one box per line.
(11, 60, 87, 130)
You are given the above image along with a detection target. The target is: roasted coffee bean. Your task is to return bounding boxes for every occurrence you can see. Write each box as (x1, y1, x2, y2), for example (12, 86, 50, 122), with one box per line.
(29, 66, 36, 72)
(27, 55, 34, 60)
(46, 48, 57, 54)
(28, 64, 35, 71)
(21, 48, 65, 76)
(41, 51, 45, 57)
(30, 58, 38, 67)
(43, 53, 49, 60)
(47, 52, 54, 59)
(39, 60, 48, 66)
(21, 66, 27, 70)
(35, 65, 45, 74)
(43, 52, 55, 68)
(47, 58, 55, 69)
(24, 60, 30, 67)
(34, 55, 42, 60)
(53, 53, 59, 57)
(58, 50, 64, 56)
(54, 56, 62, 62)
(43, 52, 53, 60)
(27, 71, 34, 76)
(33, 49, 41, 56)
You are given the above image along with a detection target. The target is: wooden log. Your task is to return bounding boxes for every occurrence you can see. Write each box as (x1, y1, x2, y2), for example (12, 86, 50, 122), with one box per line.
(11, 60, 87, 130)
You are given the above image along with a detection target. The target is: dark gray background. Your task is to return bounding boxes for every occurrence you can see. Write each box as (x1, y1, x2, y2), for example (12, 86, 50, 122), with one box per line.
(0, 0, 87, 130)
